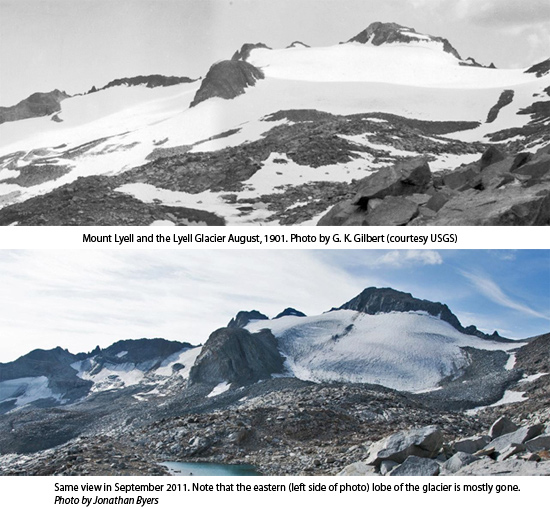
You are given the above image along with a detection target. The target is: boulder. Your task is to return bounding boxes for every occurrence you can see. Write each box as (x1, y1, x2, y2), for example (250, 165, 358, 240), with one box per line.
(486, 424, 545, 456)
(428, 185, 550, 225)
(354, 157, 432, 207)
(497, 443, 526, 462)
(379, 460, 399, 476)
(525, 434, 550, 453)
(365, 425, 443, 467)
(480, 146, 506, 170)
(453, 435, 491, 454)
(365, 196, 419, 226)
(443, 452, 479, 474)
(489, 416, 518, 439)
(388, 456, 440, 476)
(337, 461, 378, 476)
(317, 200, 365, 226)
(451, 457, 550, 476)
(443, 164, 481, 191)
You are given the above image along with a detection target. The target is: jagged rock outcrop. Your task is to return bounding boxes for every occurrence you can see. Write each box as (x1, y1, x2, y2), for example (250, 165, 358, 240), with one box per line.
(525, 57, 550, 77)
(274, 308, 306, 319)
(0, 90, 69, 124)
(318, 145, 550, 226)
(227, 310, 269, 328)
(348, 22, 462, 60)
(190, 60, 264, 107)
(188, 327, 284, 386)
(486, 90, 514, 123)
(88, 75, 195, 93)
(231, 43, 271, 61)
(337, 287, 498, 339)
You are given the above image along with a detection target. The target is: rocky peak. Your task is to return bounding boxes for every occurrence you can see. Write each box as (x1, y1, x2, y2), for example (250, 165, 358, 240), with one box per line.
(87, 75, 195, 94)
(232, 43, 271, 61)
(188, 327, 284, 386)
(0, 89, 70, 125)
(336, 287, 501, 340)
(525, 58, 550, 78)
(227, 310, 269, 329)
(348, 21, 462, 60)
(274, 308, 306, 319)
(190, 60, 264, 107)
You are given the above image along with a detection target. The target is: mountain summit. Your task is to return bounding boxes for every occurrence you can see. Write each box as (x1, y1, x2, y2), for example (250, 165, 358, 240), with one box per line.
(347, 21, 462, 60)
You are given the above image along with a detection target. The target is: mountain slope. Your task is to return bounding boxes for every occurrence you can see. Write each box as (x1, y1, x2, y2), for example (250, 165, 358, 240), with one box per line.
(0, 24, 549, 224)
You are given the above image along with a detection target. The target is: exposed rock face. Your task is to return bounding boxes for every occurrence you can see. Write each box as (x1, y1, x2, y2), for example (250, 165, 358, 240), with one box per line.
(188, 327, 284, 386)
(319, 145, 550, 226)
(525, 57, 550, 77)
(227, 310, 269, 328)
(274, 308, 306, 319)
(337, 287, 497, 339)
(190, 60, 264, 107)
(318, 157, 431, 225)
(0, 90, 69, 124)
(89, 75, 195, 93)
(232, 43, 271, 61)
(486, 90, 514, 123)
(348, 22, 462, 60)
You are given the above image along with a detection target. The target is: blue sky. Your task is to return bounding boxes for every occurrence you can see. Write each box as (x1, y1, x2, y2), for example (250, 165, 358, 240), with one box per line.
(1, 0, 550, 104)
(0, 250, 547, 362)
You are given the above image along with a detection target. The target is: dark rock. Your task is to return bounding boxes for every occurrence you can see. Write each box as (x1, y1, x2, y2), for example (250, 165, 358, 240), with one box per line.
(96, 75, 195, 91)
(348, 22, 461, 60)
(524, 435, 550, 453)
(388, 456, 440, 476)
(317, 200, 364, 226)
(364, 196, 419, 225)
(190, 60, 264, 107)
(525, 58, 550, 78)
(480, 146, 506, 170)
(489, 416, 518, 439)
(227, 310, 269, 329)
(486, 90, 514, 123)
(337, 287, 493, 339)
(0, 90, 70, 125)
(443, 163, 481, 191)
(354, 157, 432, 207)
(425, 190, 453, 212)
(188, 328, 284, 386)
(232, 43, 271, 61)
(274, 308, 306, 319)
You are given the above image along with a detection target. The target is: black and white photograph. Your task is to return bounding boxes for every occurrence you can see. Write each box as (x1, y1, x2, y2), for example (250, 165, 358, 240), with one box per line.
(0, 249, 548, 476)
(0, 0, 549, 226)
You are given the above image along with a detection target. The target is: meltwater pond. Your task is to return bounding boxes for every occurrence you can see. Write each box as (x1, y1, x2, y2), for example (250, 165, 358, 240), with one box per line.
(162, 462, 261, 476)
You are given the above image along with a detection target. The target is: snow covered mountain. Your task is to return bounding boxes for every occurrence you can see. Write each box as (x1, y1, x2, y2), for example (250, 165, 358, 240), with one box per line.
(0, 22, 548, 225)
(0, 286, 548, 473)
(0, 338, 199, 413)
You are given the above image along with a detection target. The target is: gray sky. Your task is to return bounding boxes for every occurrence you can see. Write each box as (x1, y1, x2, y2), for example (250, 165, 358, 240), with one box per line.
(0, 250, 548, 363)
(1, 0, 549, 105)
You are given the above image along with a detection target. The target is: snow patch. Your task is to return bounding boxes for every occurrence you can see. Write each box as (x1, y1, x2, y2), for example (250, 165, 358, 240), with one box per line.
(207, 382, 231, 398)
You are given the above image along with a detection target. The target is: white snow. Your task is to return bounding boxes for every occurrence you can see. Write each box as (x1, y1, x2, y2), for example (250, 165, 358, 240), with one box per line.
(0, 376, 60, 408)
(207, 382, 231, 398)
(505, 352, 517, 370)
(1, 40, 549, 223)
(518, 372, 548, 384)
(245, 310, 521, 392)
(70, 346, 201, 393)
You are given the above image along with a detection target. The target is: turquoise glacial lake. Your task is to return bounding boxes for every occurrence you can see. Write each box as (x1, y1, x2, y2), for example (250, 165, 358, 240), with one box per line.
(162, 461, 261, 476)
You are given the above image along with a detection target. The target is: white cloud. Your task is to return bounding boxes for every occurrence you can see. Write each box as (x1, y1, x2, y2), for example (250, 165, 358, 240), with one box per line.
(376, 250, 443, 268)
(460, 270, 548, 320)
(0, 250, 360, 362)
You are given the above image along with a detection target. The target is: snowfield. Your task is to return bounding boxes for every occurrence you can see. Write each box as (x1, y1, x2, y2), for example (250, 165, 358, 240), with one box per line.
(246, 310, 521, 392)
(0, 37, 549, 222)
